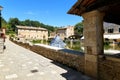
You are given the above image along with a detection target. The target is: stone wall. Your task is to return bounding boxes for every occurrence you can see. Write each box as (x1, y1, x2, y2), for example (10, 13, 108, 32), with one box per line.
(98, 56, 120, 80)
(10, 39, 85, 73)
(10, 39, 120, 80)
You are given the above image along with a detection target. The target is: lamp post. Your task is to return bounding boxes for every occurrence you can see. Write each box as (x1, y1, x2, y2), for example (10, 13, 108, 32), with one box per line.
(0, 6, 3, 30)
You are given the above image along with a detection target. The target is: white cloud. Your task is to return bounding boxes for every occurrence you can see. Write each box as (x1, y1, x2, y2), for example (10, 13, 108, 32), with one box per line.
(24, 11, 35, 15)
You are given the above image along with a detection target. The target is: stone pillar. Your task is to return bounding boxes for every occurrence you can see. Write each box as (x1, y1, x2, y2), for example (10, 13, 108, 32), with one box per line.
(82, 10, 104, 79)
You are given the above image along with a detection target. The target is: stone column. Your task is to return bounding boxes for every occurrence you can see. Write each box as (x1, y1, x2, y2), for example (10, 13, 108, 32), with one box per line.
(82, 10, 104, 79)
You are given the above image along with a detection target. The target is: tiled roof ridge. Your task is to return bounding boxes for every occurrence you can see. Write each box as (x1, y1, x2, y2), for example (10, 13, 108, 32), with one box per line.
(16, 25, 47, 30)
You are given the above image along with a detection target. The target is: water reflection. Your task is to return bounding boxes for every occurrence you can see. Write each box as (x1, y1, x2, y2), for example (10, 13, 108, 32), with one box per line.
(65, 40, 83, 52)
(65, 40, 120, 54)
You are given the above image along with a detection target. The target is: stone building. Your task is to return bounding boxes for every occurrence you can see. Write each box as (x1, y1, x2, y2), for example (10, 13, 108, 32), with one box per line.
(16, 25, 48, 40)
(49, 31, 56, 40)
(49, 26, 74, 40)
(68, 0, 120, 80)
(81, 22, 120, 40)
(104, 22, 120, 34)
(103, 22, 120, 41)
(53, 26, 74, 40)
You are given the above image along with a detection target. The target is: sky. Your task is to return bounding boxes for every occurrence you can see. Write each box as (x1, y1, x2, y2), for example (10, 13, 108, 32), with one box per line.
(0, 0, 83, 27)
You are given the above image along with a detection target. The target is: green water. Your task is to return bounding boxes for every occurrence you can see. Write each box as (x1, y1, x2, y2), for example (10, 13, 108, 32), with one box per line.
(32, 40, 120, 51)
(65, 40, 84, 52)
(65, 41, 120, 51)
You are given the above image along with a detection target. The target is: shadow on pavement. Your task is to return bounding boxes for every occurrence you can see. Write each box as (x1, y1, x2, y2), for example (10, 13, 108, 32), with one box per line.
(51, 61, 92, 80)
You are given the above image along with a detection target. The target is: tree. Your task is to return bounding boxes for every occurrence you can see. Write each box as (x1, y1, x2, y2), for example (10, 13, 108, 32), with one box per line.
(8, 18, 20, 31)
(31, 21, 40, 27)
(8, 18, 20, 25)
(74, 22, 83, 36)
(1, 17, 7, 28)
(23, 19, 31, 26)
(20, 21, 25, 26)
(7, 17, 57, 35)
(20, 19, 40, 27)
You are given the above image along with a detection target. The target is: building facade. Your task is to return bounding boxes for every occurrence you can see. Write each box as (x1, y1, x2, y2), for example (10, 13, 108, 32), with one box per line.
(103, 22, 120, 42)
(104, 22, 120, 34)
(81, 22, 120, 40)
(49, 31, 56, 39)
(16, 26, 48, 40)
(56, 26, 74, 40)
(49, 26, 74, 40)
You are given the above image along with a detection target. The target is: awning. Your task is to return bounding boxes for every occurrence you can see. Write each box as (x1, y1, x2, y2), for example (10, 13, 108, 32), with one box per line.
(81, 34, 120, 39)
(104, 34, 120, 39)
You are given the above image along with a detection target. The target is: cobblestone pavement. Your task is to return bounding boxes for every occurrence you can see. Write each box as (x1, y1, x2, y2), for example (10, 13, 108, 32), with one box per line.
(0, 38, 92, 80)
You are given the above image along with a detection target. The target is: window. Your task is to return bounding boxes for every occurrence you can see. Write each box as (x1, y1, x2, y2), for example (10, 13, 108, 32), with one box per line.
(108, 29, 114, 33)
(119, 28, 120, 32)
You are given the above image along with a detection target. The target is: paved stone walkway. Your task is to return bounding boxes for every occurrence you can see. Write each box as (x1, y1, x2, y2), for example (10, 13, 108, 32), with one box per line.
(0, 38, 92, 80)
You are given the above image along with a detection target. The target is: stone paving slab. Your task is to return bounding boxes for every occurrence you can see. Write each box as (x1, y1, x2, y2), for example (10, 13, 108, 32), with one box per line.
(0, 38, 92, 80)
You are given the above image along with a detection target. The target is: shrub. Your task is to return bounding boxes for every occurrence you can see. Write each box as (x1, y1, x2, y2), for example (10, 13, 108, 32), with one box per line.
(104, 41, 111, 50)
